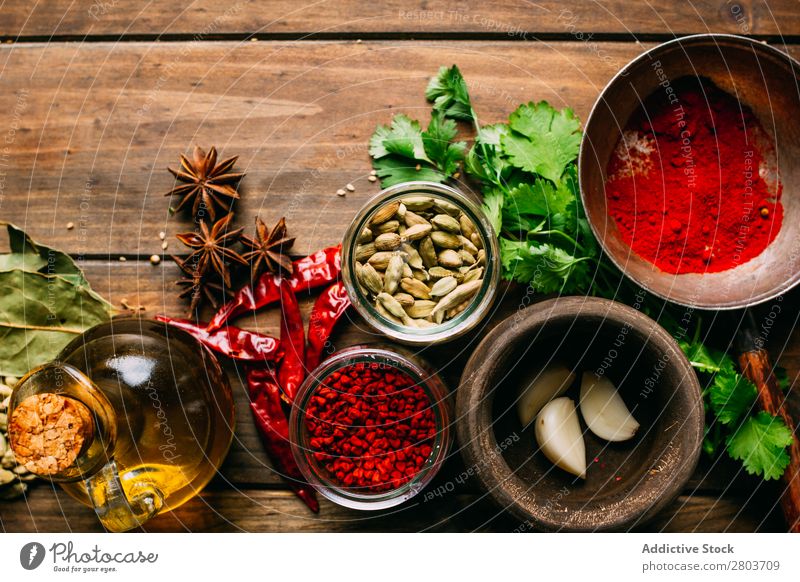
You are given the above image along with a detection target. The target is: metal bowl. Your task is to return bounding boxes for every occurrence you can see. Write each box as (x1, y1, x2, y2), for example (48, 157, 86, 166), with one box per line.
(579, 34, 800, 309)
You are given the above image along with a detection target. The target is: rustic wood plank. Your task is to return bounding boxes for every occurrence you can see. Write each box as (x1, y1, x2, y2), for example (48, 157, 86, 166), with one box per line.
(0, 40, 640, 256)
(0, 39, 785, 258)
(1, 262, 797, 531)
(2, 40, 798, 257)
(1, 1, 798, 38)
(0, 485, 783, 533)
(57, 262, 800, 493)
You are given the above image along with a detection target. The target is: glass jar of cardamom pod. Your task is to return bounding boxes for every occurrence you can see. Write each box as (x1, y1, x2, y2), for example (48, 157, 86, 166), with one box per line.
(342, 181, 500, 345)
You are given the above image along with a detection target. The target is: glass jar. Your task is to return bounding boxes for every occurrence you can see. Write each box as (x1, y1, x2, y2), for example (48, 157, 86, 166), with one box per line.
(342, 181, 500, 344)
(7, 318, 235, 532)
(289, 345, 451, 510)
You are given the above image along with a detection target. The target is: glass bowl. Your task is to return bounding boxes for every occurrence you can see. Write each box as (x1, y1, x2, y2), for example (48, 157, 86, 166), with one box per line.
(341, 181, 500, 345)
(289, 345, 452, 510)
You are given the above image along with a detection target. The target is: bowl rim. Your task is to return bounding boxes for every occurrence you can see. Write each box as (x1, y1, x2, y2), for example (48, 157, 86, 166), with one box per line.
(578, 33, 800, 310)
(288, 344, 452, 510)
(341, 180, 501, 345)
(455, 296, 704, 531)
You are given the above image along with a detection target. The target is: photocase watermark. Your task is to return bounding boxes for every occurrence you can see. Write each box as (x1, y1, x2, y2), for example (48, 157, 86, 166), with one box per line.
(20, 541, 159, 574)
(145, 378, 182, 464)
(556, 10, 624, 72)
(20, 542, 46, 570)
(87, 0, 120, 21)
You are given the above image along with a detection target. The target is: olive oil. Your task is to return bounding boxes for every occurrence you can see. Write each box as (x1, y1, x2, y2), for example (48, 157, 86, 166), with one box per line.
(9, 319, 235, 531)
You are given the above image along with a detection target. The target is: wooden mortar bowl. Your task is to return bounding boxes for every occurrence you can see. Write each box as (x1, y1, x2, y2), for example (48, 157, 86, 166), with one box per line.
(455, 297, 703, 531)
(579, 34, 800, 309)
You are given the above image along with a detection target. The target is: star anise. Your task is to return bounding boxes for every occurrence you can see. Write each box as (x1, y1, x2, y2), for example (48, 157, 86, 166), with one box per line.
(165, 146, 245, 221)
(173, 257, 233, 314)
(241, 216, 296, 279)
(175, 213, 246, 287)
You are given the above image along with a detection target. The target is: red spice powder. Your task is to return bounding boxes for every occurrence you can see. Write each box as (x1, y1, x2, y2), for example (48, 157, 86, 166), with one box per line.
(305, 362, 436, 493)
(605, 77, 782, 274)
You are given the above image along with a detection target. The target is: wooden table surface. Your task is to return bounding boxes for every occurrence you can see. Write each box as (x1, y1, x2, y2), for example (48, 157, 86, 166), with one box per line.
(1, 0, 800, 533)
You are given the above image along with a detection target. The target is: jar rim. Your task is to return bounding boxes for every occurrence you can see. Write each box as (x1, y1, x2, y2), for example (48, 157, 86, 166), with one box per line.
(341, 181, 501, 345)
(289, 345, 452, 510)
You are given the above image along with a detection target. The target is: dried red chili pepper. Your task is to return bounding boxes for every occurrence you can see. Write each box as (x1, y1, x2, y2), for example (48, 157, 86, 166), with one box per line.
(156, 314, 282, 363)
(305, 281, 351, 370)
(306, 363, 436, 493)
(208, 245, 341, 332)
(246, 366, 319, 513)
(277, 279, 306, 403)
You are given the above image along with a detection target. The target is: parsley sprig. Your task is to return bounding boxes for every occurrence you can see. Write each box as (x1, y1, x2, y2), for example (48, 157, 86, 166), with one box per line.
(367, 64, 796, 481)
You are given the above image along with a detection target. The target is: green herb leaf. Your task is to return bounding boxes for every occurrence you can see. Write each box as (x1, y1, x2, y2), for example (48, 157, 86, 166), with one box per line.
(0, 270, 114, 376)
(500, 240, 589, 293)
(0, 225, 115, 376)
(709, 372, 758, 425)
(371, 157, 447, 187)
(426, 65, 474, 122)
(678, 340, 735, 376)
(726, 411, 794, 480)
(370, 112, 466, 187)
(481, 188, 504, 234)
(422, 111, 466, 176)
(504, 178, 573, 219)
(369, 114, 430, 162)
(501, 102, 582, 183)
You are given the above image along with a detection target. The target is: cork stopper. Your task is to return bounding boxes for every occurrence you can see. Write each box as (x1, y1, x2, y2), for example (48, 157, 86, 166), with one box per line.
(8, 393, 95, 476)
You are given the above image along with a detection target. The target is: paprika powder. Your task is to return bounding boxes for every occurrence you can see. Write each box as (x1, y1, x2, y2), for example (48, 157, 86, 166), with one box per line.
(605, 77, 782, 274)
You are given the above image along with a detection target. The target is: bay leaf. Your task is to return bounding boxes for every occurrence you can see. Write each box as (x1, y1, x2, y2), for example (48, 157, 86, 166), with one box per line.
(0, 269, 114, 376)
(1, 222, 92, 287)
(0, 222, 113, 312)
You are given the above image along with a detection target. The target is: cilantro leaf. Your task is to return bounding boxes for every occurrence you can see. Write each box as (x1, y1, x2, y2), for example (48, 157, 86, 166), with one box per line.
(709, 372, 758, 425)
(466, 124, 511, 184)
(481, 188, 504, 234)
(369, 114, 430, 162)
(504, 178, 573, 219)
(370, 112, 466, 187)
(426, 65, 474, 122)
(372, 157, 446, 187)
(501, 102, 582, 183)
(678, 340, 735, 376)
(422, 112, 466, 176)
(500, 240, 590, 293)
(726, 412, 794, 480)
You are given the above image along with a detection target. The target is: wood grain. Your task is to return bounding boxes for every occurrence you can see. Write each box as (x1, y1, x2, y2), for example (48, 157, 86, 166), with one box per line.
(0, 40, 638, 256)
(1, 40, 798, 258)
(0, 485, 784, 533)
(1, 1, 799, 38)
(45, 263, 800, 496)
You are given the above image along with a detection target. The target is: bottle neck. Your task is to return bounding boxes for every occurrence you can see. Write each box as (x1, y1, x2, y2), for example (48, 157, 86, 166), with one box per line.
(7, 362, 117, 482)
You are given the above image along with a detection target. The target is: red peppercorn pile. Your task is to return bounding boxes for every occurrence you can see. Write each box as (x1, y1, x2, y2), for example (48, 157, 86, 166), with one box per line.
(305, 363, 436, 493)
(605, 77, 783, 274)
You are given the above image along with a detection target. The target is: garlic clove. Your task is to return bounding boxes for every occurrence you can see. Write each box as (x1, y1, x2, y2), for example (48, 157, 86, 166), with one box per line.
(534, 397, 586, 479)
(517, 365, 576, 426)
(579, 372, 640, 442)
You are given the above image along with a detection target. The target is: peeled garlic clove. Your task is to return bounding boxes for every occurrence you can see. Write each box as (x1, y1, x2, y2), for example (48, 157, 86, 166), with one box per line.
(517, 365, 576, 426)
(579, 372, 640, 442)
(534, 397, 586, 479)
